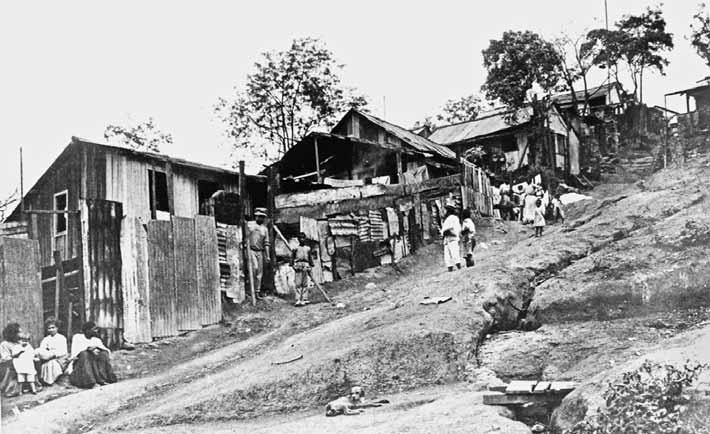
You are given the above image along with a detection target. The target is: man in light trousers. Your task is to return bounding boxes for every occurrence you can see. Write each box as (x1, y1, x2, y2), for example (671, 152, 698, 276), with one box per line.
(441, 204, 462, 271)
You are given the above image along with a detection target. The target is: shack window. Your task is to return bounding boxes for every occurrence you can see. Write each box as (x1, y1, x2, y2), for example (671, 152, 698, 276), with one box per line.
(148, 169, 170, 216)
(501, 135, 518, 153)
(198, 180, 221, 216)
(53, 191, 68, 235)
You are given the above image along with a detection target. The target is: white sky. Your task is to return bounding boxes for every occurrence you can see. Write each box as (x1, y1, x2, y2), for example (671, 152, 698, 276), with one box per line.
(0, 1, 707, 206)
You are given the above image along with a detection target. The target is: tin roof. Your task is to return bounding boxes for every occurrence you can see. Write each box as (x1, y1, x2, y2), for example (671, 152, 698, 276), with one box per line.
(352, 110, 457, 159)
(428, 107, 532, 145)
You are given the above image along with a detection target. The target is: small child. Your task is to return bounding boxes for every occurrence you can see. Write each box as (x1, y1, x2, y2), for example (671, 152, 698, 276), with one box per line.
(292, 232, 314, 306)
(533, 199, 546, 237)
(13, 332, 38, 394)
(460, 208, 477, 267)
(551, 195, 565, 223)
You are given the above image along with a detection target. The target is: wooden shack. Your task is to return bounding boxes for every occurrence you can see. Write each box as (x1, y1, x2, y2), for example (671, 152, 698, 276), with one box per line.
(3, 137, 266, 345)
(276, 109, 459, 193)
(428, 105, 581, 176)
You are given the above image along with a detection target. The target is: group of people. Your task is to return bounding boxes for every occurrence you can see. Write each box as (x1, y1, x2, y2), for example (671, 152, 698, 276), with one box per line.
(495, 181, 565, 237)
(0, 319, 116, 397)
(441, 205, 477, 271)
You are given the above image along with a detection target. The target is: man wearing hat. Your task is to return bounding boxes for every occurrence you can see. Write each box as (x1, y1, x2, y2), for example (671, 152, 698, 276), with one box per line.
(249, 207, 271, 296)
(440, 202, 462, 271)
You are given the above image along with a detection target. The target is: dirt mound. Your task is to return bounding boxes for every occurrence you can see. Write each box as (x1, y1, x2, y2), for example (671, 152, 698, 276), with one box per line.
(552, 326, 710, 433)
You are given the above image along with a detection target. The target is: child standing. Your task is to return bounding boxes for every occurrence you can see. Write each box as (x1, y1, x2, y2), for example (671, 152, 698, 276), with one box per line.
(13, 332, 38, 394)
(533, 199, 546, 237)
(551, 195, 565, 223)
(460, 208, 477, 267)
(292, 232, 314, 306)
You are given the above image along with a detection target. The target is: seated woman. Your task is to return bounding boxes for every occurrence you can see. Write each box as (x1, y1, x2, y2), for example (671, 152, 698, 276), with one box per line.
(0, 322, 22, 397)
(37, 318, 68, 385)
(69, 322, 117, 389)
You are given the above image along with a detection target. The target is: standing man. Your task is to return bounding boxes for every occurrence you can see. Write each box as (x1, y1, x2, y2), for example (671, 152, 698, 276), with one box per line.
(249, 207, 271, 296)
(441, 204, 462, 272)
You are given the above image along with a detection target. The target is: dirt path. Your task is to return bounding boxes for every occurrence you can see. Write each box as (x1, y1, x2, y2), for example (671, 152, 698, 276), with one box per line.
(2, 222, 525, 434)
(100, 384, 530, 434)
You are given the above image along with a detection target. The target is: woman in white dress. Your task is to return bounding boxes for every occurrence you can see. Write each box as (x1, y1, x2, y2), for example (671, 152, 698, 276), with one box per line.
(38, 318, 68, 385)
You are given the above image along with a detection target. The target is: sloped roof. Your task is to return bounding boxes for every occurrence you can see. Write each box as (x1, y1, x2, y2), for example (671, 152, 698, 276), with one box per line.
(552, 82, 621, 106)
(428, 107, 532, 146)
(352, 110, 456, 159)
(665, 83, 710, 97)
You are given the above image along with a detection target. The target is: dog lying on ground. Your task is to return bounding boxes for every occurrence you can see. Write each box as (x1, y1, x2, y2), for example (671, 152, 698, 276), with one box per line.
(325, 386, 390, 416)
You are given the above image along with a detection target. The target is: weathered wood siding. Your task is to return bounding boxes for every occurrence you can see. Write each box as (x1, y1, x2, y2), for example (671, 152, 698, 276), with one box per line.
(172, 170, 200, 218)
(172, 217, 200, 331)
(0, 238, 43, 346)
(81, 199, 123, 348)
(22, 146, 84, 266)
(120, 217, 152, 343)
(195, 215, 221, 325)
(104, 152, 152, 222)
(147, 220, 177, 338)
(41, 256, 84, 338)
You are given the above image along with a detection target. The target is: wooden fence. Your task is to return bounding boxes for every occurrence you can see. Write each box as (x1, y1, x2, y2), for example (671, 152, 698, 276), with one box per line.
(461, 161, 494, 217)
(41, 255, 83, 338)
(123, 215, 222, 341)
(0, 238, 43, 346)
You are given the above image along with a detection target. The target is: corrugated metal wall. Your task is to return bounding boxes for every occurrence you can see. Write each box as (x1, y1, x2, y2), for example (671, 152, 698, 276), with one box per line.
(81, 199, 123, 348)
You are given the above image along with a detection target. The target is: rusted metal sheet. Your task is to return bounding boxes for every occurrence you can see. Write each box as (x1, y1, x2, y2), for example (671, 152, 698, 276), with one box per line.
(172, 217, 200, 331)
(120, 217, 152, 343)
(194, 215, 221, 326)
(147, 220, 178, 338)
(81, 199, 124, 348)
(0, 238, 43, 346)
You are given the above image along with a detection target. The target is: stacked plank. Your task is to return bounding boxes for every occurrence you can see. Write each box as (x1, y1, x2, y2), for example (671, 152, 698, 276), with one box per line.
(356, 215, 371, 242)
(328, 216, 358, 237)
(483, 380, 578, 406)
(369, 210, 387, 240)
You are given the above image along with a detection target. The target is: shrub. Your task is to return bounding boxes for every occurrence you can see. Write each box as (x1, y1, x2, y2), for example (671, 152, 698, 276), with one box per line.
(568, 360, 708, 434)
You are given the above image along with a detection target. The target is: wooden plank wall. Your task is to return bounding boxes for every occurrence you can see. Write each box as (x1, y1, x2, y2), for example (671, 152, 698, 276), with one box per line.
(195, 216, 221, 325)
(139, 216, 222, 340)
(172, 217, 200, 331)
(104, 152, 153, 222)
(120, 217, 152, 343)
(0, 238, 43, 346)
(147, 220, 178, 338)
(82, 199, 124, 348)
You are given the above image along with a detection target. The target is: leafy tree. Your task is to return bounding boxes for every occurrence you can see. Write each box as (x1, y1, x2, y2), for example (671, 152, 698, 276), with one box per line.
(691, 3, 710, 68)
(215, 37, 368, 163)
(555, 31, 599, 117)
(586, 6, 673, 103)
(482, 31, 564, 170)
(437, 94, 485, 124)
(568, 360, 707, 434)
(482, 30, 565, 109)
(104, 117, 173, 153)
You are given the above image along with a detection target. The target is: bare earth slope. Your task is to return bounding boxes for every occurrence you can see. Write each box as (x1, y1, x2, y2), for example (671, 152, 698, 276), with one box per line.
(5, 154, 710, 434)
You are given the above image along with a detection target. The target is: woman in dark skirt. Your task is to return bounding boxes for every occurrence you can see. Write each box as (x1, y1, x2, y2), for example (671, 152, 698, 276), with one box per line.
(69, 322, 117, 388)
(0, 322, 22, 397)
